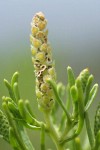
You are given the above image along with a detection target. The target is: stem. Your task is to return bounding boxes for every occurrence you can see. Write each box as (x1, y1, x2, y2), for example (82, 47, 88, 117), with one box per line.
(93, 131, 100, 150)
(94, 143, 99, 150)
(60, 120, 73, 141)
(75, 137, 83, 150)
(85, 112, 95, 149)
(44, 111, 65, 150)
(41, 123, 45, 150)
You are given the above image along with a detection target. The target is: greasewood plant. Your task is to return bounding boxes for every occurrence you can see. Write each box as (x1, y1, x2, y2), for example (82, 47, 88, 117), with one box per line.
(0, 12, 100, 150)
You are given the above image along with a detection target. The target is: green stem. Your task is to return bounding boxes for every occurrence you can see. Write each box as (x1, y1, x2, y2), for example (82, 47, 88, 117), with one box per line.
(60, 120, 73, 141)
(94, 143, 99, 150)
(93, 131, 100, 150)
(85, 112, 95, 149)
(74, 137, 82, 150)
(44, 111, 65, 150)
(41, 123, 45, 150)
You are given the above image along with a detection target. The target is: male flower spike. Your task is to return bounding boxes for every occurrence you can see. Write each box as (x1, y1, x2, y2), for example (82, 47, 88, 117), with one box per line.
(30, 12, 56, 111)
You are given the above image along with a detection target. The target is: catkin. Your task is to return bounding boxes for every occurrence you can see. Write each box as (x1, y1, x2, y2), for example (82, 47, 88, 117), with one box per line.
(30, 12, 56, 111)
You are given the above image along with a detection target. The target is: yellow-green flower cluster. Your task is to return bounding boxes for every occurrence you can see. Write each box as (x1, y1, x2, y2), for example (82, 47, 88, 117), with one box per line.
(30, 12, 56, 111)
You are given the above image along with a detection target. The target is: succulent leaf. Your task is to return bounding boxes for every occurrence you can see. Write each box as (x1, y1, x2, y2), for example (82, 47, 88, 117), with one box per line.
(94, 103, 100, 137)
(0, 110, 10, 142)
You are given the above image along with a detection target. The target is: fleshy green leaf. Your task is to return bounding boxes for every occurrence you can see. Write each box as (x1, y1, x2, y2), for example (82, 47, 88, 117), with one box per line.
(84, 75, 94, 105)
(85, 84, 98, 111)
(67, 66, 75, 87)
(9, 127, 21, 150)
(11, 72, 19, 87)
(94, 103, 100, 137)
(47, 79, 71, 123)
(70, 85, 78, 102)
(13, 82, 20, 102)
(0, 109, 10, 142)
(18, 99, 35, 125)
(4, 79, 15, 101)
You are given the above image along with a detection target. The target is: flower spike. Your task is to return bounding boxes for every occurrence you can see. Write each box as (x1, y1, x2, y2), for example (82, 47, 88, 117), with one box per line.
(30, 12, 56, 111)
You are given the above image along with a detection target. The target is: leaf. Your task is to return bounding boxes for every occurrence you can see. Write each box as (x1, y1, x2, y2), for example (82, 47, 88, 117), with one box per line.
(75, 77, 84, 135)
(11, 72, 19, 87)
(85, 84, 98, 111)
(67, 66, 75, 87)
(9, 127, 21, 150)
(18, 99, 35, 125)
(25, 100, 35, 118)
(84, 74, 94, 105)
(4, 79, 15, 101)
(13, 82, 20, 102)
(8, 101, 21, 118)
(47, 79, 71, 123)
(70, 85, 78, 102)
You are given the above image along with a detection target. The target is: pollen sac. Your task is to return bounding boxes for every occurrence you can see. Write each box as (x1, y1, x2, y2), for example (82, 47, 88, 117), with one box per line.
(35, 52, 45, 62)
(43, 75, 52, 83)
(48, 67, 56, 79)
(42, 96, 54, 108)
(36, 31, 44, 39)
(36, 90, 43, 99)
(32, 38, 42, 48)
(31, 26, 39, 36)
(35, 12, 45, 21)
(38, 21, 47, 30)
(30, 12, 56, 110)
(40, 83, 49, 92)
(40, 43, 48, 52)
(31, 46, 37, 56)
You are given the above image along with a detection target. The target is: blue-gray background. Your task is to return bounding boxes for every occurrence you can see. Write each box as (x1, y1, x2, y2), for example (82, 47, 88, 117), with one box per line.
(0, 1, 100, 149)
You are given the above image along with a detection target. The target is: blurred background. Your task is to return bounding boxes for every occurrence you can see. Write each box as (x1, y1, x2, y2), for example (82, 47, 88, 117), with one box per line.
(0, 0, 100, 149)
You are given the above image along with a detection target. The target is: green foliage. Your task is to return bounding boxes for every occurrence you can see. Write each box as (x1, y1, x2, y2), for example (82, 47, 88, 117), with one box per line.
(94, 103, 100, 138)
(0, 11, 100, 150)
(0, 110, 9, 142)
